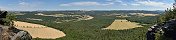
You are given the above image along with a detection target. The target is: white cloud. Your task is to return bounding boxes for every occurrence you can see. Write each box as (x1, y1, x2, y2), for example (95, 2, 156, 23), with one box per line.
(60, 2, 114, 6)
(18, 2, 42, 8)
(106, 0, 127, 6)
(106, 0, 123, 3)
(134, 0, 139, 1)
(122, 4, 127, 6)
(18, 0, 30, 6)
(131, 4, 140, 6)
(17, 2, 43, 11)
(115, 0, 123, 3)
(134, 0, 150, 1)
(18, 2, 31, 8)
(106, 0, 113, 1)
(19, 2, 28, 5)
(137, 1, 172, 8)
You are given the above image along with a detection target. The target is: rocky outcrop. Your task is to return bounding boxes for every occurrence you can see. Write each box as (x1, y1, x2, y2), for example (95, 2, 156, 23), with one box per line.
(0, 25, 32, 40)
(0, 11, 32, 40)
(0, 11, 7, 25)
(146, 19, 176, 40)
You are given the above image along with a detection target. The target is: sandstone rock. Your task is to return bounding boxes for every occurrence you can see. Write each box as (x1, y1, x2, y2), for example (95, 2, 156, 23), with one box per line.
(0, 25, 32, 40)
(0, 10, 32, 40)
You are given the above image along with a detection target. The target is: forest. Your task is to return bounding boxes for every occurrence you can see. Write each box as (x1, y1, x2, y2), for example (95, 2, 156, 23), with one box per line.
(12, 11, 160, 40)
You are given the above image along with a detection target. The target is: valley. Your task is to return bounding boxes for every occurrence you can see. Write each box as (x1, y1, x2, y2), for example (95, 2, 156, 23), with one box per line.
(13, 10, 160, 40)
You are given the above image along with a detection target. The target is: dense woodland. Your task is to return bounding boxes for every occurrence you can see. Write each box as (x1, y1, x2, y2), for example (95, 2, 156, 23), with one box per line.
(13, 11, 160, 40)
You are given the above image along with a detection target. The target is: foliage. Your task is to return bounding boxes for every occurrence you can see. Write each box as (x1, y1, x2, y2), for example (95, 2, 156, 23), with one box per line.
(156, 7, 176, 40)
(2, 12, 16, 26)
(126, 16, 159, 24)
(159, 8, 176, 22)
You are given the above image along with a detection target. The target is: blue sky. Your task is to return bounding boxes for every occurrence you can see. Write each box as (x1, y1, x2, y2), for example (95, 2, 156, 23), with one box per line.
(0, 0, 175, 11)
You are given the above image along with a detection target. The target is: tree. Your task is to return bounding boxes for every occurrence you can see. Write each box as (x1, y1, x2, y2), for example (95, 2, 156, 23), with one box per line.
(2, 12, 16, 26)
(159, 7, 176, 22)
(157, 7, 176, 40)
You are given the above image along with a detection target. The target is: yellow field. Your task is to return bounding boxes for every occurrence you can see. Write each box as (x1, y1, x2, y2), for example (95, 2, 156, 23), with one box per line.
(103, 20, 142, 30)
(13, 21, 66, 39)
(142, 14, 158, 16)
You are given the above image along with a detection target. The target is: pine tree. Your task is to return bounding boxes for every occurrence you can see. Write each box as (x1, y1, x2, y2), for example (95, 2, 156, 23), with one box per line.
(3, 13, 16, 26)
(0, 10, 16, 26)
(159, 7, 176, 22)
(157, 6, 176, 40)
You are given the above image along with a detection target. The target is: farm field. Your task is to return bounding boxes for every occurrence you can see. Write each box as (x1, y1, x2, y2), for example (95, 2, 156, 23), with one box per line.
(14, 21, 66, 39)
(103, 19, 142, 30)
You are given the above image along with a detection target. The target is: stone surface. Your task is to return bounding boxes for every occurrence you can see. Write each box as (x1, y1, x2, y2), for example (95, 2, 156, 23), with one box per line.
(0, 11, 32, 40)
(0, 25, 32, 40)
(0, 11, 7, 25)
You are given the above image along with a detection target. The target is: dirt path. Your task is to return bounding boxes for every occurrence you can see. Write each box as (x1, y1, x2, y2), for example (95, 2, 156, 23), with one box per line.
(13, 21, 66, 39)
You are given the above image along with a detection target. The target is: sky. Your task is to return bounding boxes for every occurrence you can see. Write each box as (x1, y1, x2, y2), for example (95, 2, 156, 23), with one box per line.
(0, 0, 175, 11)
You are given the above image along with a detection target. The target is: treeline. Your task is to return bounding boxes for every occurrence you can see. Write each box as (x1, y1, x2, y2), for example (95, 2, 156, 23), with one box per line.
(126, 16, 159, 24)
